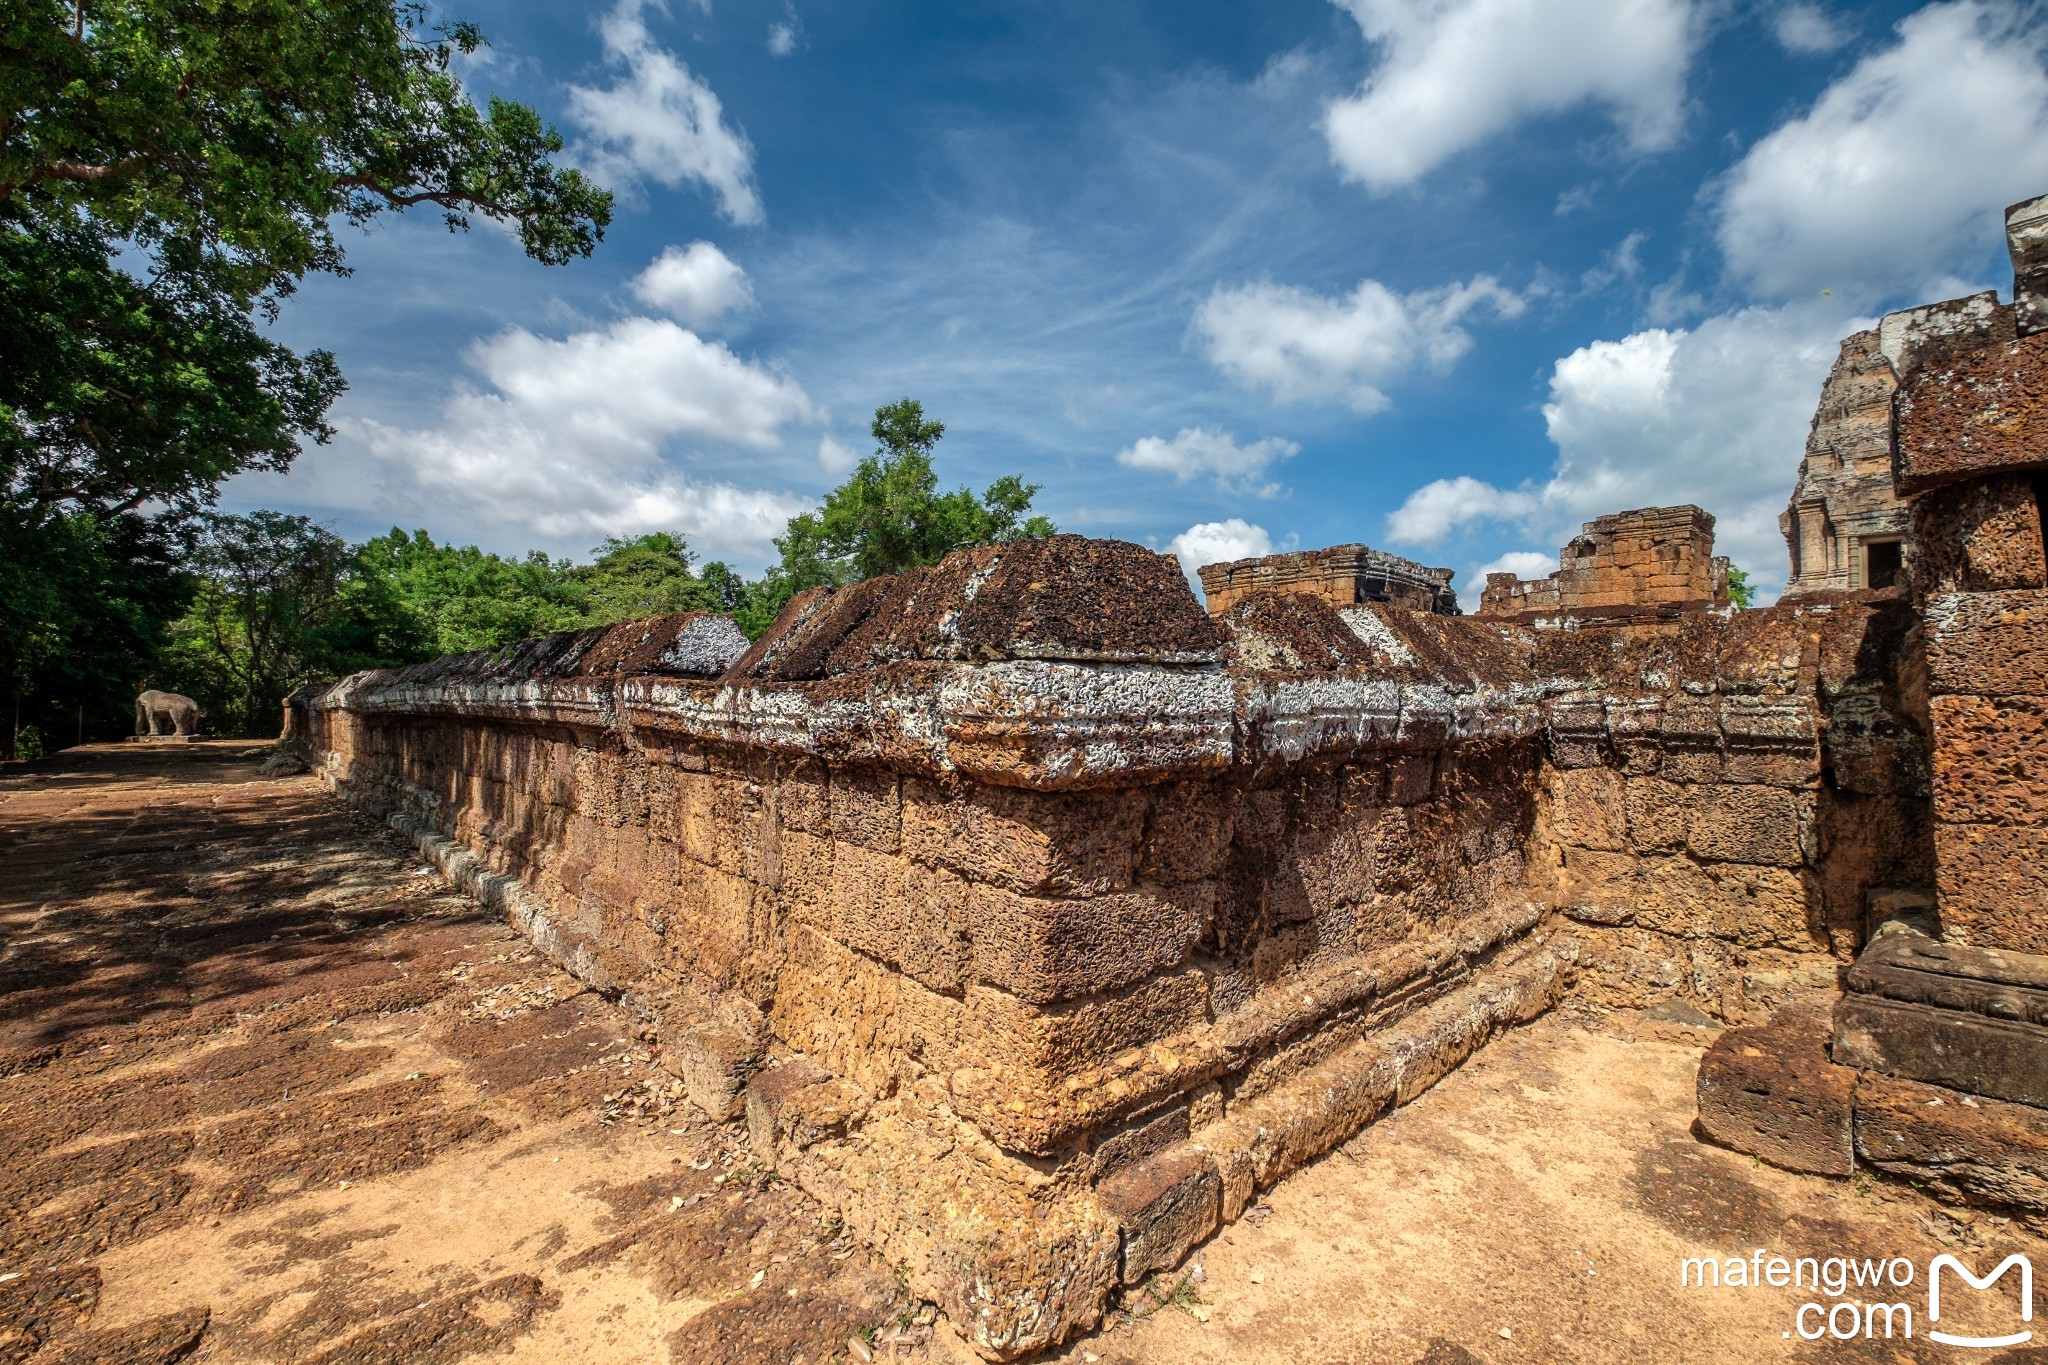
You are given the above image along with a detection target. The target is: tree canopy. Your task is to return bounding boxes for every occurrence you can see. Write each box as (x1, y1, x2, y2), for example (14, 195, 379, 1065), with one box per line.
(747, 398, 1056, 631)
(0, 0, 613, 756)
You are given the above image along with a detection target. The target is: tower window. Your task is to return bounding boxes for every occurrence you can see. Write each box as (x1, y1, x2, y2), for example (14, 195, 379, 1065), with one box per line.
(1865, 539, 1903, 590)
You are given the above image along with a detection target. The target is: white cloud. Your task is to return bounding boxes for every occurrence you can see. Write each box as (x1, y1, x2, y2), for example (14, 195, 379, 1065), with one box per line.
(768, 21, 797, 56)
(631, 242, 755, 328)
(1384, 474, 1539, 543)
(569, 0, 764, 225)
(1115, 427, 1300, 496)
(351, 316, 818, 559)
(817, 433, 860, 474)
(1323, 0, 1697, 190)
(1196, 274, 1524, 411)
(1168, 519, 1275, 597)
(1716, 1, 2048, 300)
(1385, 303, 1862, 594)
(1771, 4, 1852, 54)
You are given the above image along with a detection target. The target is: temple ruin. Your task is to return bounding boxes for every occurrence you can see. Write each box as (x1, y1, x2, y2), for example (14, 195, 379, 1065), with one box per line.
(1195, 543, 1457, 616)
(1477, 503, 1730, 620)
(285, 196, 2048, 1360)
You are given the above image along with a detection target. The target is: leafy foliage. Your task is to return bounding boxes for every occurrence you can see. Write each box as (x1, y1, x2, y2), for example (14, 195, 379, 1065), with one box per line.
(0, 0, 611, 756)
(748, 399, 1056, 631)
(1725, 564, 1756, 609)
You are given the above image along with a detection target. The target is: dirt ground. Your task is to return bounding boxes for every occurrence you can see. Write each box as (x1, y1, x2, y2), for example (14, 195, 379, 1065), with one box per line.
(4, 743, 2043, 1364)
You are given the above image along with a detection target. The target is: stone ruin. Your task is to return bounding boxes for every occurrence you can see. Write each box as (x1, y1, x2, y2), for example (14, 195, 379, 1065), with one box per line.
(1196, 542, 1458, 617)
(283, 195, 2048, 1360)
(1478, 503, 1731, 621)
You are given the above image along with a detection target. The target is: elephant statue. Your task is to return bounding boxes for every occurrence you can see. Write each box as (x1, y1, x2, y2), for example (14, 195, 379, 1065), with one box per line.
(135, 689, 201, 738)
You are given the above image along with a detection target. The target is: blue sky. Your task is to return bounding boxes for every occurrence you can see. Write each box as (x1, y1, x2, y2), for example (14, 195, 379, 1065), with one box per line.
(224, 0, 2048, 605)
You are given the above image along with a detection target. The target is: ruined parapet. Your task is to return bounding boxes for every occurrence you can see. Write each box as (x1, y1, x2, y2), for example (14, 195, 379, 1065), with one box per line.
(1195, 542, 1457, 617)
(1780, 331, 1909, 595)
(1477, 504, 1730, 622)
(291, 531, 1923, 1358)
(1697, 194, 2048, 1221)
(2008, 192, 2048, 337)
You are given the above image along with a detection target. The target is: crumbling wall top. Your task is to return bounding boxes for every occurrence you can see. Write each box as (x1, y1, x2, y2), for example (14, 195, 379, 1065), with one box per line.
(1895, 331, 2048, 495)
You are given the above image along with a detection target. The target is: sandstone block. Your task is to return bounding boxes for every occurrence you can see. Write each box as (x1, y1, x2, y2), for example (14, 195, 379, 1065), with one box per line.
(1925, 589, 2048, 697)
(963, 880, 1211, 1003)
(1547, 767, 1627, 852)
(1696, 1024, 1854, 1176)
(1855, 1072, 2048, 1220)
(1096, 1146, 1221, 1286)
(1834, 993, 2048, 1108)
(746, 1059, 867, 1162)
(830, 767, 902, 852)
(1934, 823, 2048, 954)
(902, 779, 1143, 894)
(1930, 695, 2048, 826)
(1686, 785, 1807, 867)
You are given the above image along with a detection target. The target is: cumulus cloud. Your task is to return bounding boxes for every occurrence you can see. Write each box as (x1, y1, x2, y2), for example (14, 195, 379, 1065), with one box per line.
(1384, 303, 1862, 594)
(768, 21, 797, 55)
(1323, 0, 1697, 190)
(1196, 275, 1524, 411)
(353, 316, 818, 558)
(1168, 519, 1275, 596)
(631, 242, 755, 328)
(1384, 474, 1539, 543)
(569, 0, 764, 224)
(1115, 427, 1300, 496)
(1716, 1, 2048, 300)
(1771, 4, 1852, 54)
(817, 433, 861, 474)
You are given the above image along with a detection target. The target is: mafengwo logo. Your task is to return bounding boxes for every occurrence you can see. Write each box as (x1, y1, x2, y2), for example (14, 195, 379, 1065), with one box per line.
(1679, 1249, 2033, 1345)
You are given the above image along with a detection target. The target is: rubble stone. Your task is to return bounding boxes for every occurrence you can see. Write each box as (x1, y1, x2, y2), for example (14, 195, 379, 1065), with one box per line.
(1695, 1024, 1854, 1176)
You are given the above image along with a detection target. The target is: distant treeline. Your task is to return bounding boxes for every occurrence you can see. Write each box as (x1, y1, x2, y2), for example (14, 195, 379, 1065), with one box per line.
(6, 400, 1054, 753)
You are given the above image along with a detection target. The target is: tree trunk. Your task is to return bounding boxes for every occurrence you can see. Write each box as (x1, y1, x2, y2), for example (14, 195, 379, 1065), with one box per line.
(2, 653, 17, 763)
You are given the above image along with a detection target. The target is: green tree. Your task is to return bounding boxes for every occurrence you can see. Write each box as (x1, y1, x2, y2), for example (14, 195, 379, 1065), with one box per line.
(165, 511, 362, 735)
(352, 528, 584, 656)
(0, 0, 611, 755)
(0, 508, 189, 755)
(751, 399, 1056, 632)
(1725, 565, 1756, 609)
(571, 534, 722, 622)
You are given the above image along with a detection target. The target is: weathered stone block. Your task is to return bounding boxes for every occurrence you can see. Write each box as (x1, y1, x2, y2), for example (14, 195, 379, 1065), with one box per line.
(1909, 474, 2048, 596)
(1696, 1024, 1854, 1176)
(1097, 1147, 1221, 1286)
(1855, 1072, 2048, 1220)
(747, 1059, 866, 1162)
(830, 767, 902, 852)
(1139, 782, 1232, 883)
(1934, 823, 2048, 954)
(1547, 767, 1626, 852)
(902, 779, 1143, 894)
(1896, 329, 2048, 494)
(1930, 695, 2048, 827)
(1623, 776, 1688, 852)
(1686, 785, 1807, 867)
(829, 845, 971, 994)
(964, 880, 1211, 1003)
(1834, 993, 2048, 1108)
(1092, 1103, 1192, 1180)
(1925, 590, 2048, 698)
